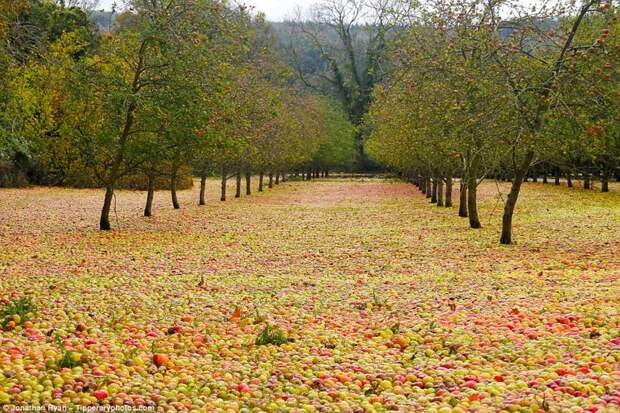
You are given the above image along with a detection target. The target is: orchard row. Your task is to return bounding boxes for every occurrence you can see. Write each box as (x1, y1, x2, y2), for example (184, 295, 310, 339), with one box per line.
(0, 1, 357, 230)
(366, 0, 618, 244)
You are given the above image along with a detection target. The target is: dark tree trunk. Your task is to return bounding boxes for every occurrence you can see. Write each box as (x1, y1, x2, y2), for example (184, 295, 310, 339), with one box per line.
(171, 169, 180, 210)
(199, 175, 207, 206)
(220, 168, 227, 201)
(555, 170, 560, 185)
(282, 173, 287, 182)
(500, 151, 534, 245)
(567, 173, 573, 188)
(426, 178, 432, 198)
(275, 173, 280, 185)
(97, 42, 144, 230)
(245, 172, 251, 195)
(420, 177, 427, 194)
(601, 172, 609, 192)
(259, 172, 264, 192)
(325, 170, 329, 178)
(306, 171, 311, 181)
(100, 185, 114, 231)
(445, 176, 453, 207)
(583, 174, 591, 190)
(542, 174, 548, 184)
(467, 175, 481, 229)
(437, 179, 444, 207)
(145, 175, 155, 216)
(431, 179, 438, 203)
(459, 180, 468, 217)
(269, 172, 274, 188)
(235, 171, 242, 198)
(532, 174, 538, 183)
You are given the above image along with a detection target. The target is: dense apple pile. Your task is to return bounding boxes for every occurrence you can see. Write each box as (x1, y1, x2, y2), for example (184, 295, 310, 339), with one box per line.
(0, 180, 618, 412)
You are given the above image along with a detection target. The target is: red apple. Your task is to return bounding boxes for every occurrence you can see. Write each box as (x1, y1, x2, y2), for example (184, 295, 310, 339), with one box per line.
(153, 353, 169, 367)
(93, 390, 108, 400)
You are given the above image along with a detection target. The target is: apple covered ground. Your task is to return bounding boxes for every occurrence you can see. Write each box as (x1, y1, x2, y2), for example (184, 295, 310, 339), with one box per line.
(0, 179, 619, 413)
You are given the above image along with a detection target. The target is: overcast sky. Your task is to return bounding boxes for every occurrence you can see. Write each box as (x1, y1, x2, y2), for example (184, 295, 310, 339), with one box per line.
(97, 0, 314, 21)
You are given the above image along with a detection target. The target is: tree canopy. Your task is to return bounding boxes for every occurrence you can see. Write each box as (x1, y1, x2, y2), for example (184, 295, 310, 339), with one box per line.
(0, 0, 357, 228)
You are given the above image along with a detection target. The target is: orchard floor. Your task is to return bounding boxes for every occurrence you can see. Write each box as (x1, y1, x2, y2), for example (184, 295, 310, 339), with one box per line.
(0, 178, 619, 413)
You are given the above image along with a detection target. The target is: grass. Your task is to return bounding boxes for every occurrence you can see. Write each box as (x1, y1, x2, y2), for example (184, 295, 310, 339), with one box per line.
(1, 296, 36, 328)
(255, 324, 289, 346)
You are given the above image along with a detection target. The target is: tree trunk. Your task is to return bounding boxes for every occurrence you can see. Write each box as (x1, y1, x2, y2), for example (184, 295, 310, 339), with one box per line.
(275, 172, 280, 185)
(259, 172, 264, 192)
(542, 174, 548, 184)
(500, 151, 534, 245)
(220, 168, 227, 201)
(437, 179, 444, 207)
(467, 175, 481, 229)
(445, 176, 453, 207)
(235, 171, 242, 198)
(325, 170, 329, 178)
(245, 172, 251, 195)
(431, 179, 438, 203)
(199, 175, 207, 206)
(306, 170, 311, 181)
(100, 185, 114, 231)
(420, 177, 426, 194)
(145, 175, 155, 217)
(426, 178, 432, 198)
(601, 172, 609, 192)
(583, 174, 591, 190)
(459, 180, 468, 217)
(97, 41, 143, 230)
(282, 173, 287, 182)
(555, 170, 560, 185)
(269, 172, 274, 188)
(567, 173, 573, 188)
(171, 169, 180, 210)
